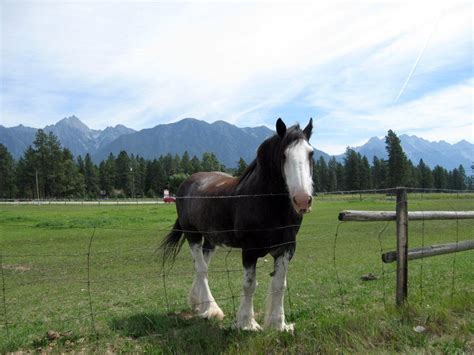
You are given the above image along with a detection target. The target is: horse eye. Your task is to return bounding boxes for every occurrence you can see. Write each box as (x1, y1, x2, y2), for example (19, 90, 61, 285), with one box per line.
(309, 151, 314, 158)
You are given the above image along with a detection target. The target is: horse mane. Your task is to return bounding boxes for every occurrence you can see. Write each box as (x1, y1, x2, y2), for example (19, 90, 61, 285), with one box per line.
(236, 124, 307, 187)
(236, 159, 258, 185)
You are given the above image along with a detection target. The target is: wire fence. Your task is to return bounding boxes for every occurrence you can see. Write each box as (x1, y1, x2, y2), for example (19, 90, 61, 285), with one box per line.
(0, 189, 473, 345)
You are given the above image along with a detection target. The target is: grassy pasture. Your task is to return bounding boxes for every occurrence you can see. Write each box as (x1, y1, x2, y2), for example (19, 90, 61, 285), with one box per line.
(0, 194, 473, 353)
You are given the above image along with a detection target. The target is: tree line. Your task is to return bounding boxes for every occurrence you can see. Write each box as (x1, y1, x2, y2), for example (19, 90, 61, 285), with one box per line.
(0, 129, 471, 199)
(313, 130, 472, 192)
(0, 129, 241, 199)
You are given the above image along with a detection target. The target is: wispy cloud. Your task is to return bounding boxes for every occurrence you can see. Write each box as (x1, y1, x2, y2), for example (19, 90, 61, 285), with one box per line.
(1, 1, 472, 154)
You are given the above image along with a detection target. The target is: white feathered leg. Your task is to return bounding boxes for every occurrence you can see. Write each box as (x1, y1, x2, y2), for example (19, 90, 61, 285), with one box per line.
(188, 243, 224, 320)
(264, 252, 294, 332)
(236, 264, 262, 331)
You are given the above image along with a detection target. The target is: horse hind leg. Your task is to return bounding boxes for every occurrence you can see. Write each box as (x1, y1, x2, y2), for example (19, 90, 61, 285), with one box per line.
(188, 238, 224, 320)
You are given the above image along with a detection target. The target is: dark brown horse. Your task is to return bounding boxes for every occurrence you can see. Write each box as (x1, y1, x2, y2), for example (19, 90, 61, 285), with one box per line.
(161, 118, 314, 331)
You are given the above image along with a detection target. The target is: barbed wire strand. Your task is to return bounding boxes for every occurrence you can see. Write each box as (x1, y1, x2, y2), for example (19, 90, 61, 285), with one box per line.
(224, 249, 237, 321)
(86, 227, 98, 339)
(0, 187, 472, 205)
(426, 196, 462, 302)
(1, 254, 9, 337)
(333, 221, 346, 307)
(419, 211, 425, 303)
(451, 216, 460, 301)
(376, 220, 391, 308)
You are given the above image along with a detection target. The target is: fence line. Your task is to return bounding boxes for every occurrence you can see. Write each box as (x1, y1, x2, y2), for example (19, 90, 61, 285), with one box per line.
(339, 188, 474, 306)
(0, 188, 473, 205)
(0, 255, 9, 337)
(1, 188, 473, 344)
(86, 228, 97, 338)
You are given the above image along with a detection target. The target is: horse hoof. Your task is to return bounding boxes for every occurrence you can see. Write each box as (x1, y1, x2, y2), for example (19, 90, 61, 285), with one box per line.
(199, 305, 225, 320)
(281, 322, 295, 333)
(236, 319, 262, 331)
(264, 319, 295, 333)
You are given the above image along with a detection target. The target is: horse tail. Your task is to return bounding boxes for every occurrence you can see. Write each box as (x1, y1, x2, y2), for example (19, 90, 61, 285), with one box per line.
(160, 219, 185, 268)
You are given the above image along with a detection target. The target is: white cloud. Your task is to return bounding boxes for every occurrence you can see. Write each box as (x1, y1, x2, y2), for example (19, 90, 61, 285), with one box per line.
(1, 1, 472, 153)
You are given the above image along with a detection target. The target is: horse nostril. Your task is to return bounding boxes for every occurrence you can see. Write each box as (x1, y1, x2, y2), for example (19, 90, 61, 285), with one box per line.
(308, 196, 313, 206)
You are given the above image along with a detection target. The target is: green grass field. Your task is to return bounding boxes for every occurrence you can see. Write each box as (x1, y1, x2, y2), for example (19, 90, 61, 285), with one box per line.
(1, 194, 473, 353)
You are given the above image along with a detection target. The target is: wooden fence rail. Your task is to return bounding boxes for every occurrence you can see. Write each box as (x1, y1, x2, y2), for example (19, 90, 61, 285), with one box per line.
(339, 210, 474, 221)
(338, 187, 474, 306)
(382, 240, 474, 263)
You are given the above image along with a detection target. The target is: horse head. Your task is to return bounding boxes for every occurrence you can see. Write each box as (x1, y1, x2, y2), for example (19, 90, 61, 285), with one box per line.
(276, 118, 314, 214)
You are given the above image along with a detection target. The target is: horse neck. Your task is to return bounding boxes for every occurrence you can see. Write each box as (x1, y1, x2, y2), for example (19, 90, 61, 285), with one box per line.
(235, 160, 286, 195)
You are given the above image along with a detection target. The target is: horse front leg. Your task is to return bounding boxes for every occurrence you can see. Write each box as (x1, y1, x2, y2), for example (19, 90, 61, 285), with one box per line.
(236, 254, 262, 331)
(264, 251, 294, 332)
(188, 241, 224, 320)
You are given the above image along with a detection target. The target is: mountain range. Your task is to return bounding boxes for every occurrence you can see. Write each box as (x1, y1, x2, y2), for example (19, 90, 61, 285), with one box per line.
(0, 116, 472, 170)
(341, 135, 473, 171)
(0, 116, 136, 160)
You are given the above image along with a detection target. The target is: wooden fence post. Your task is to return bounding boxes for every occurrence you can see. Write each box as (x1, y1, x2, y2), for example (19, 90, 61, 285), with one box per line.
(396, 188, 408, 306)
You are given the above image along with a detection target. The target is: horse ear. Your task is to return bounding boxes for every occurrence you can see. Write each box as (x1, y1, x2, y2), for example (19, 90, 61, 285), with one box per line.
(303, 118, 313, 139)
(276, 118, 286, 138)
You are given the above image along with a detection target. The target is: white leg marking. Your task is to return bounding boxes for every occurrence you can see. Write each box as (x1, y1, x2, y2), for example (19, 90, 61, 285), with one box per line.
(264, 252, 294, 332)
(236, 265, 262, 331)
(188, 243, 224, 320)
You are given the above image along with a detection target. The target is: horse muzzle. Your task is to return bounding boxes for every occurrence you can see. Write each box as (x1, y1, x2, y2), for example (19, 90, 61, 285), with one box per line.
(292, 193, 313, 215)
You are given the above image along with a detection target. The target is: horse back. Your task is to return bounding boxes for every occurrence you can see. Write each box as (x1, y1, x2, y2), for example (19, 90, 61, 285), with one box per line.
(175, 172, 237, 233)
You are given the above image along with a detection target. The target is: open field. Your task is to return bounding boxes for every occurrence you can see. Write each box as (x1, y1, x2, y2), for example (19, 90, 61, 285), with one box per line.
(1, 193, 473, 353)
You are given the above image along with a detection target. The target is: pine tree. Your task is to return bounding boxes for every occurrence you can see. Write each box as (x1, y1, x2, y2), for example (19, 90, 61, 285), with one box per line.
(452, 165, 467, 190)
(173, 154, 182, 174)
(84, 153, 99, 198)
(335, 161, 345, 191)
(458, 165, 467, 190)
(359, 155, 372, 190)
(128, 154, 139, 198)
(46, 132, 66, 196)
(25, 130, 66, 197)
(315, 156, 329, 192)
(417, 159, 433, 188)
(161, 154, 174, 177)
(62, 148, 85, 197)
(406, 159, 418, 187)
(0, 144, 17, 198)
(181, 151, 192, 175)
(201, 152, 221, 171)
(432, 165, 448, 190)
(99, 153, 116, 197)
(190, 156, 202, 174)
(15, 147, 37, 199)
(385, 130, 409, 187)
(371, 156, 386, 189)
(235, 157, 248, 176)
(343, 148, 361, 190)
(115, 151, 131, 196)
(327, 157, 338, 192)
(146, 159, 166, 197)
(135, 156, 147, 197)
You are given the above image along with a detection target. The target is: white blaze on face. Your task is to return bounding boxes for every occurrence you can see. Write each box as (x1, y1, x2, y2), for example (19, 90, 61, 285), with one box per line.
(283, 139, 314, 213)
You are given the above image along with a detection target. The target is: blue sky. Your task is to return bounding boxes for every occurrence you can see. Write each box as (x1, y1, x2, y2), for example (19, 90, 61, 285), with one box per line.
(1, 1, 472, 154)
